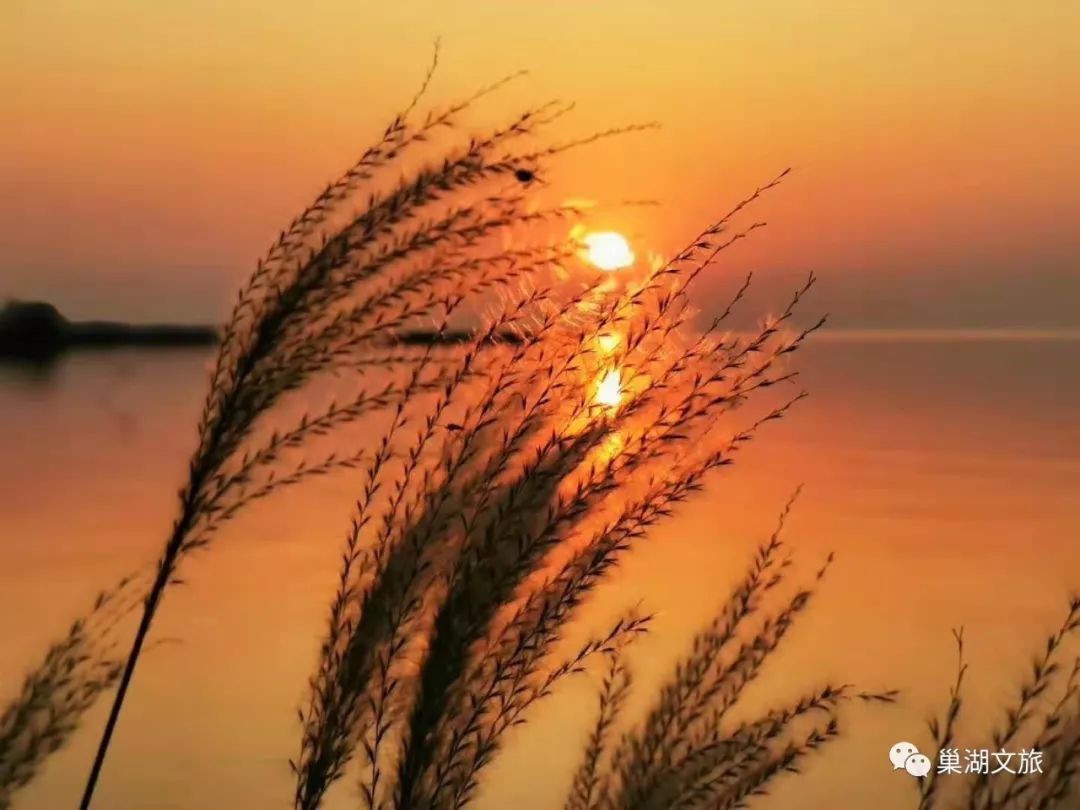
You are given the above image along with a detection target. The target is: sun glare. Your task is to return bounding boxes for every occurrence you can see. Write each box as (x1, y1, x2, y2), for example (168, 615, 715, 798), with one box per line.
(595, 368, 624, 409)
(584, 231, 635, 271)
(597, 333, 621, 354)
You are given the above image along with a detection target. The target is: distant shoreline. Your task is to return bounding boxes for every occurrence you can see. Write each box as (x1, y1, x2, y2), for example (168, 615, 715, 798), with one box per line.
(4, 300, 1075, 363)
(0, 300, 521, 362)
(811, 327, 1080, 342)
(0, 300, 216, 362)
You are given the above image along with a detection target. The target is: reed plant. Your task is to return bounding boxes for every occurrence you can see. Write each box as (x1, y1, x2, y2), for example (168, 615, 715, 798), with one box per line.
(0, 577, 142, 810)
(0, 53, 653, 807)
(563, 497, 898, 810)
(63, 52, 645, 808)
(4, 55, 1073, 810)
(289, 148, 828, 807)
(917, 599, 1080, 810)
(0, 57, 867, 808)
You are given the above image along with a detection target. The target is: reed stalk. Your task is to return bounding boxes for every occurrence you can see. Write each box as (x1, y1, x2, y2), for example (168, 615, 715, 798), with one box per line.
(75, 55, 637, 808)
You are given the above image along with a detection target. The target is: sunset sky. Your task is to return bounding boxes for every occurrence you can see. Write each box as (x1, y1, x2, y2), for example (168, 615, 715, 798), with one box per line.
(2, 0, 1078, 329)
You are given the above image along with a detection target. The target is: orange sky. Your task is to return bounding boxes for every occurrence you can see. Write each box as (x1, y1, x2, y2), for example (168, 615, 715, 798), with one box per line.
(2, 0, 1078, 328)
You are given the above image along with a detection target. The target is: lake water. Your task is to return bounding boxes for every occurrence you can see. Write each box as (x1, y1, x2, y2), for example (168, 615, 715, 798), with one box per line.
(1, 335, 1078, 809)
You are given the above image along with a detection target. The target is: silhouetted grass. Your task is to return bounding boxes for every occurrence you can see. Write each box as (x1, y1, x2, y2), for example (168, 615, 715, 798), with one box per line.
(4, 53, 1074, 810)
(0, 575, 143, 810)
(289, 151, 826, 807)
(6, 48, 802, 808)
(0, 53, 652, 808)
(564, 496, 897, 810)
(66, 51, 647, 807)
(918, 598, 1080, 810)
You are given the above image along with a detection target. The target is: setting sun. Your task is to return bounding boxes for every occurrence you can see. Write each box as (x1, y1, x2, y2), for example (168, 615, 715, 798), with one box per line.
(595, 367, 624, 408)
(583, 231, 635, 271)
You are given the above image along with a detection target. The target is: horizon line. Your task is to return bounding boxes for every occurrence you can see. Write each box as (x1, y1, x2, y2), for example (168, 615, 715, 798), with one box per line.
(810, 327, 1080, 342)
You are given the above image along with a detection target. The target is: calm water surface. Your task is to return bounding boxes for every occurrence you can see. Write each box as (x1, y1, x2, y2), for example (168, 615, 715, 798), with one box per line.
(1, 336, 1078, 809)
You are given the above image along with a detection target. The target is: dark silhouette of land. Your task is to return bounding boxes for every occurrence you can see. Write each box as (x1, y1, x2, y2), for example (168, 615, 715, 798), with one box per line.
(0, 300, 521, 363)
(0, 300, 217, 361)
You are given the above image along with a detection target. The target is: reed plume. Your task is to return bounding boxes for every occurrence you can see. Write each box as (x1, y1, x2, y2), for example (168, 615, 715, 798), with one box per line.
(0, 575, 142, 810)
(74, 51, 643, 808)
(563, 494, 897, 810)
(918, 597, 1080, 810)
(3, 55, 891, 810)
(290, 157, 830, 809)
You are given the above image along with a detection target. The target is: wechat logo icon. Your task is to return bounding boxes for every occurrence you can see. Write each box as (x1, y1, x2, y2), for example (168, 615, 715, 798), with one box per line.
(890, 741, 931, 778)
